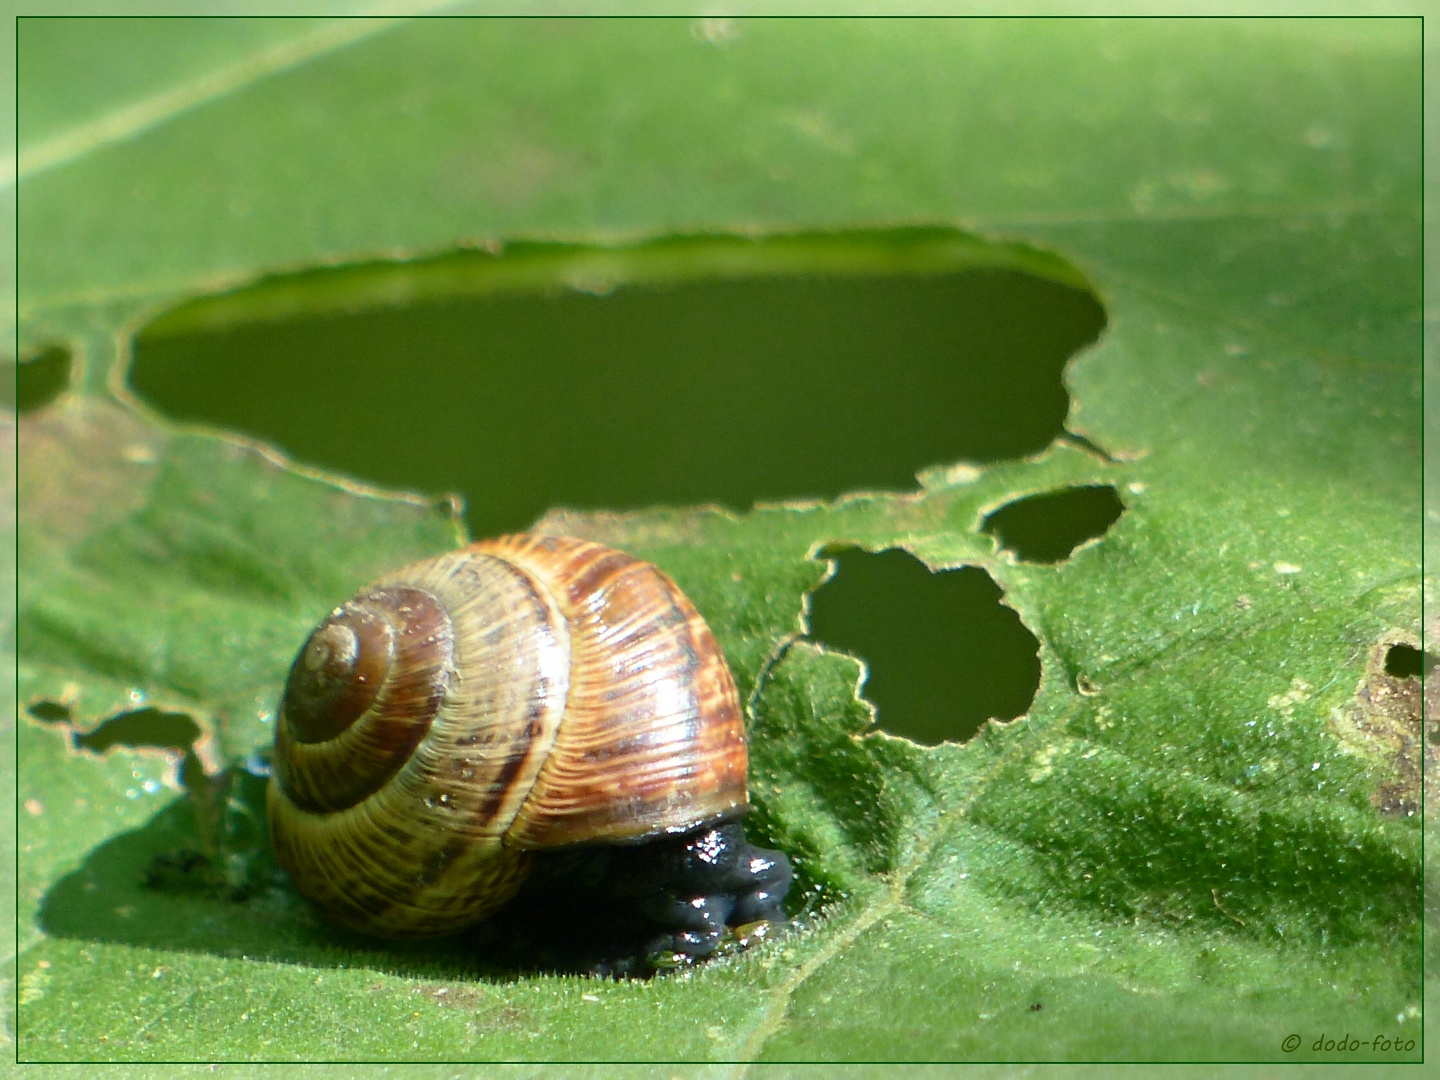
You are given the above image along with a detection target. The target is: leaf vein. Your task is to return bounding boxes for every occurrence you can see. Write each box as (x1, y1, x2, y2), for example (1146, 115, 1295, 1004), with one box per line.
(9, 6, 459, 186)
(730, 729, 1029, 1069)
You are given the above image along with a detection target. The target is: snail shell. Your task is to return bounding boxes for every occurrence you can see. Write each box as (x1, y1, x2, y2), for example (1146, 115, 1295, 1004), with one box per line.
(266, 534, 749, 938)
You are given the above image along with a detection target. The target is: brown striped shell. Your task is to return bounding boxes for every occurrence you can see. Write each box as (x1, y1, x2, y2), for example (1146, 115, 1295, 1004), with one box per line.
(266, 534, 749, 937)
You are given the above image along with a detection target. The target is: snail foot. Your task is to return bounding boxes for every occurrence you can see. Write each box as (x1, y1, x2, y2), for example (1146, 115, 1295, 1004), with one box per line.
(646, 919, 781, 973)
(483, 820, 792, 977)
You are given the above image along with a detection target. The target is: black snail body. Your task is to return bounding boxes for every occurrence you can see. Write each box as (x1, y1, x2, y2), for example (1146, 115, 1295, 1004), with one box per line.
(267, 533, 792, 972)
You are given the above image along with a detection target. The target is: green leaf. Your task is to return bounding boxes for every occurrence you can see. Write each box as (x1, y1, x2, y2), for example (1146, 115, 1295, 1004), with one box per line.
(14, 14, 1424, 1064)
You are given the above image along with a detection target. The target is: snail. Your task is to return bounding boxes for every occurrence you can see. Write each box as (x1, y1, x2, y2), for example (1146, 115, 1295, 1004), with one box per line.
(267, 533, 791, 971)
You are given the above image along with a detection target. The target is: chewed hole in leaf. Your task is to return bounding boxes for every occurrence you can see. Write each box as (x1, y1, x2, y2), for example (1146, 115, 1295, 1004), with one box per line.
(1382, 643, 1433, 680)
(982, 484, 1125, 563)
(27, 700, 73, 724)
(5, 344, 71, 413)
(32, 705, 258, 898)
(807, 547, 1040, 746)
(131, 232, 1105, 537)
(69, 707, 201, 755)
(1332, 639, 1428, 818)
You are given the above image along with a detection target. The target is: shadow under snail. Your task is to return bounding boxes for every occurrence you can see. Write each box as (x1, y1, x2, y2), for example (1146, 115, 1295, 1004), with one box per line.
(267, 533, 792, 973)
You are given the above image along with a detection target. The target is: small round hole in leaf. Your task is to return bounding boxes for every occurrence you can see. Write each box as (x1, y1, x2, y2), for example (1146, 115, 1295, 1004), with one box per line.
(5, 344, 72, 413)
(27, 700, 73, 724)
(982, 484, 1125, 563)
(1382, 643, 1433, 680)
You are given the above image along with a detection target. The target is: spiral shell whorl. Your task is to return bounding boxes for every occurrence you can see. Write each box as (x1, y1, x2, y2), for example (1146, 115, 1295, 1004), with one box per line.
(282, 607, 391, 743)
(270, 551, 575, 934)
(275, 587, 453, 814)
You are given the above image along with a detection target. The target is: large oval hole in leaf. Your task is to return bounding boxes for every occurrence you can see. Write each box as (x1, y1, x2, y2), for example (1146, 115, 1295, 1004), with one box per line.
(130, 233, 1105, 538)
(806, 547, 1040, 745)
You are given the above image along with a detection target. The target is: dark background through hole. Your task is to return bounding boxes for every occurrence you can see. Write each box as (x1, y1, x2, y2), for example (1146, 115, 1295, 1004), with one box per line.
(983, 484, 1126, 563)
(6, 344, 72, 413)
(29, 704, 201, 755)
(71, 708, 202, 755)
(807, 548, 1041, 745)
(1383, 644, 1434, 680)
(132, 267, 1105, 538)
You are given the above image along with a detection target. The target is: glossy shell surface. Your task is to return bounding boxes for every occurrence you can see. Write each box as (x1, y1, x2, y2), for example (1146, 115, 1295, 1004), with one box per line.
(267, 534, 749, 937)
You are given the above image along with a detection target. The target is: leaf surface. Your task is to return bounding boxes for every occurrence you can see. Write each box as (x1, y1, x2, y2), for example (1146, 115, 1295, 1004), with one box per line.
(12, 14, 1425, 1064)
